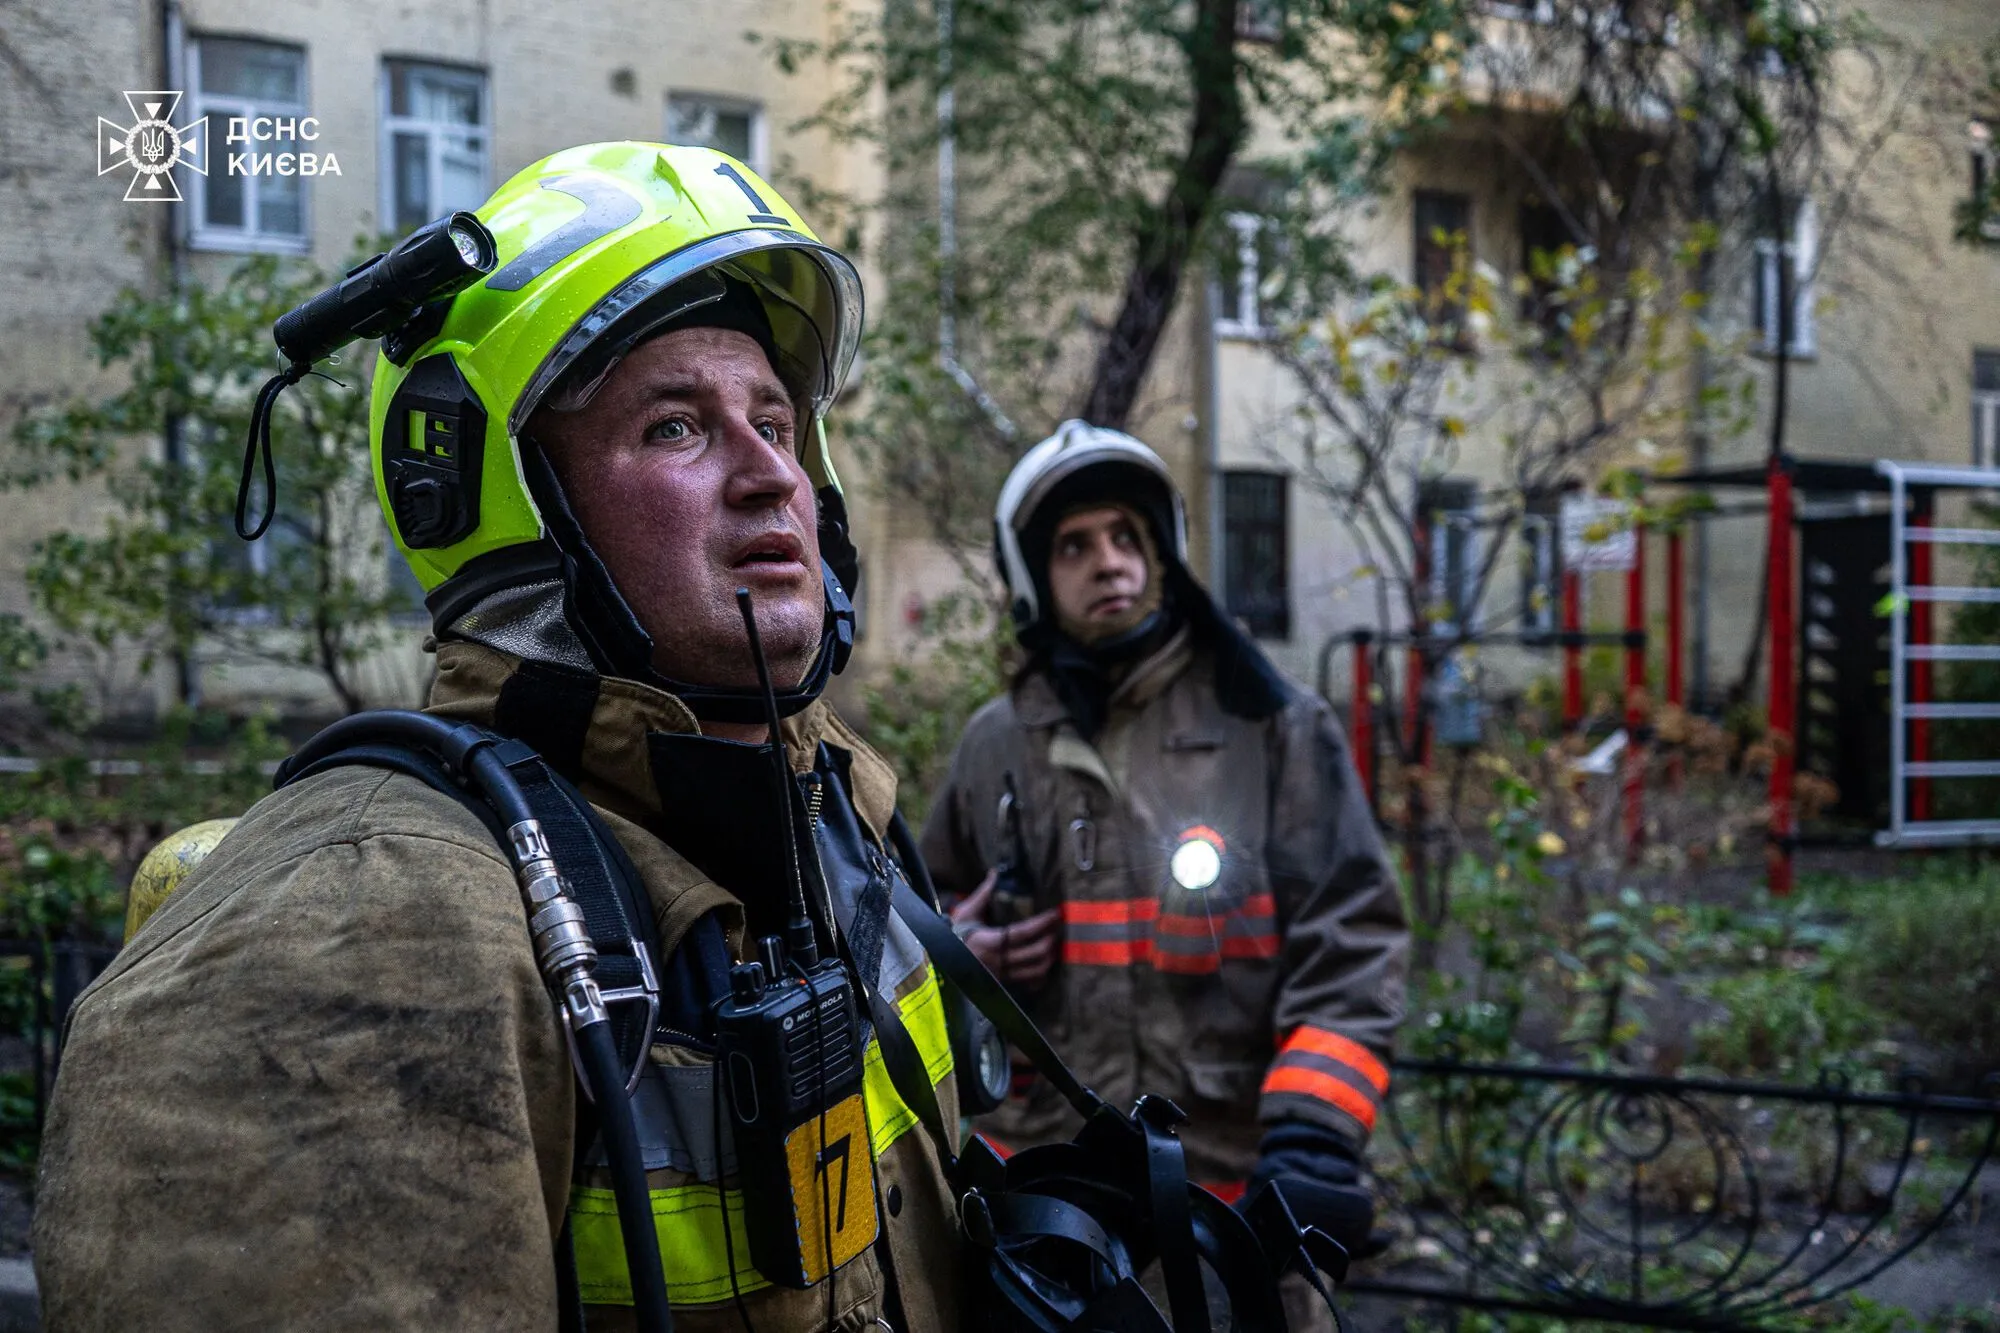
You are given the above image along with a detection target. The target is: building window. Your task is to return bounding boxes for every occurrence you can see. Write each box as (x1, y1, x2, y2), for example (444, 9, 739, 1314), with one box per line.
(1214, 212, 1270, 339)
(1518, 201, 1572, 342)
(1971, 120, 2000, 243)
(667, 94, 765, 174)
(1753, 196, 1817, 358)
(208, 518, 305, 623)
(1482, 0, 1555, 20)
(1238, 0, 1283, 42)
(381, 61, 489, 234)
(1421, 477, 1480, 635)
(1414, 190, 1472, 338)
(1976, 350, 2000, 470)
(1223, 471, 1290, 640)
(187, 38, 309, 253)
(1518, 496, 1563, 639)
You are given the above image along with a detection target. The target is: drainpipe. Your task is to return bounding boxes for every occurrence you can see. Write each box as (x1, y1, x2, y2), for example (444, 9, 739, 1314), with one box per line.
(1203, 273, 1224, 592)
(936, 0, 1014, 441)
(162, 0, 199, 708)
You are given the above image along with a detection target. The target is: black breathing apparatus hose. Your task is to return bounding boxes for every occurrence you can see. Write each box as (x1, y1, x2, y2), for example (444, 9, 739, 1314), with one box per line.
(284, 710, 674, 1332)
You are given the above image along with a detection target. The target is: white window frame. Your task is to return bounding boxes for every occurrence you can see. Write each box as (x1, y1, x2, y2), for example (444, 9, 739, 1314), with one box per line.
(1519, 512, 1560, 636)
(378, 60, 490, 234)
(1238, 0, 1283, 42)
(1429, 509, 1483, 637)
(1975, 352, 2000, 470)
(1972, 119, 2000, 243)
(1754, 196, 1817, 358)
(1213, 212, 1267, 340)
(1482, 0, 1555, 22)
(185, 37, 311, 255)
(665, 93, 768, 176)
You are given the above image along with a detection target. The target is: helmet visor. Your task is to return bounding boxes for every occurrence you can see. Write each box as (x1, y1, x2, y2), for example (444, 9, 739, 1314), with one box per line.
(510, 228, 863, 435)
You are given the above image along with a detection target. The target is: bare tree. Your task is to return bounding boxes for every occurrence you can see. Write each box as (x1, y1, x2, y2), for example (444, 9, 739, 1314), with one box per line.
(760, 0, 1477, 556)
(1271, 236, 1690, 940)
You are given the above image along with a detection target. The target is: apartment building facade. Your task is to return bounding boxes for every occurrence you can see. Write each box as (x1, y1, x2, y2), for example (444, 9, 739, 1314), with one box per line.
(0, 0, 880, 719)
(1186, 0, 2000, 707)
(2, 0, 1995, 725)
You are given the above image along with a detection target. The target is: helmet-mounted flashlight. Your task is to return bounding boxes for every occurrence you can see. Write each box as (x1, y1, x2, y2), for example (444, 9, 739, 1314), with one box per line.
(1170, 826, 1225, 892)
(274, 213, 496, 367)
(238, 213, 498, 542)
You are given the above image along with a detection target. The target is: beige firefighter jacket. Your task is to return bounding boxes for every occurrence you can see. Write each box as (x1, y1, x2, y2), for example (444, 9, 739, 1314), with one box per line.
(920, 628, 1408, 1186)
(34, 641, 961, 1333)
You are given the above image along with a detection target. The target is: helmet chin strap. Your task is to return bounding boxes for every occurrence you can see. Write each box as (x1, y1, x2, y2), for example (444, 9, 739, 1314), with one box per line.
(519, 442, 856, 724)
(653, 563, 850, 725)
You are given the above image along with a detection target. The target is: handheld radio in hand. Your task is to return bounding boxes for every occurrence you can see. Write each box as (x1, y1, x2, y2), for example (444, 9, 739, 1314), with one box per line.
(989, 771, 1038, 926)
(713, 589, 878, 1291)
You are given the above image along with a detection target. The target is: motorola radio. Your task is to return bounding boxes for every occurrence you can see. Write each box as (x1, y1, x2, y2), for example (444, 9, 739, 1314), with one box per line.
(988, 771, 1038, 926)
(713, 590, 878, 1291)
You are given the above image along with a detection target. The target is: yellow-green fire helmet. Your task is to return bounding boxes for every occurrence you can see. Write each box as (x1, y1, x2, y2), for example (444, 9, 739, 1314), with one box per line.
(366, 142, 863, 708)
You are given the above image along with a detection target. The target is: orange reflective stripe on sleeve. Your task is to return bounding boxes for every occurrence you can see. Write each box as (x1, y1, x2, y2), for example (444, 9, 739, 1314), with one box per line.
(1261, 1066, 1379, 1133)
(1280, 1025, 1391, 1094)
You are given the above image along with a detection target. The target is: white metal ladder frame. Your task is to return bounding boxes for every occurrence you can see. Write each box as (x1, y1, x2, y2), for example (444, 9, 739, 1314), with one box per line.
(1876, 460, 2000, 846)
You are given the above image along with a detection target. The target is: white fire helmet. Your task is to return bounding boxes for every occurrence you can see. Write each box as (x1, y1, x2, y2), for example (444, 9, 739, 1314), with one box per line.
(993, 419, 1189, 636)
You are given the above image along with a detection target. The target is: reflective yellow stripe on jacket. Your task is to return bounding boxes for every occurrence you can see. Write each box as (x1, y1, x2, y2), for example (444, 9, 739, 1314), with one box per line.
(569, 963, 955, 1305)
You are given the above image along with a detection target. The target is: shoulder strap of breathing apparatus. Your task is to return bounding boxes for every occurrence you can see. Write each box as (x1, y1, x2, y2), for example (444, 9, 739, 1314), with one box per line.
(278, 711, 1349, 1333)
(876, 824, 1352, 1333)
(274, 710, 677, 1333)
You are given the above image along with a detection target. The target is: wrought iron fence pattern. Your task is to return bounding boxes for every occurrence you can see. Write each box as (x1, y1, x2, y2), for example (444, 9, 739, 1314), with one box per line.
(1353, 1057, 2000, 1330)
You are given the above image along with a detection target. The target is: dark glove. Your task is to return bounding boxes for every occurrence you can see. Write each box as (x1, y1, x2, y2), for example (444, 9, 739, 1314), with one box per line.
(1243, 1119, 1375, 1256)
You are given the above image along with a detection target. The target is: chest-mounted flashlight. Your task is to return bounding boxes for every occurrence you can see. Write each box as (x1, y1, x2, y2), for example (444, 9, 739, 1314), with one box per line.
(1170, 825, 1225, 892)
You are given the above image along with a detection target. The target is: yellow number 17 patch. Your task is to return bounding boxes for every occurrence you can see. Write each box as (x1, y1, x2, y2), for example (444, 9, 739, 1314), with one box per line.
(783, 1092, 879, 1283)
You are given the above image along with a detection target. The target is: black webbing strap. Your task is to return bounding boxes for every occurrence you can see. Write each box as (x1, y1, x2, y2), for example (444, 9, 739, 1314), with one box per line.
(809, 766, 956, 1168)
(1139, 1105, 1210, 1333)
(987, 1193, 1120, 1268)
(281, 743, 504, 842)
(888, 880, 1106, 1123)
(862, 974, 955, 1167)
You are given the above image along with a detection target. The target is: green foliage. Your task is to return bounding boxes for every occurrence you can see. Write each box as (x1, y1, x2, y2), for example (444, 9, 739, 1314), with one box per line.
(1690, 947, 1891, 1084)
(1404, 746, 1990, 1094)
(0, 839, 120, 941)
(0, 615, 46, 698)
(860, 591, 1010, 827)
(5, 247, 412, 714)
(1804, 859, 2000, 1090)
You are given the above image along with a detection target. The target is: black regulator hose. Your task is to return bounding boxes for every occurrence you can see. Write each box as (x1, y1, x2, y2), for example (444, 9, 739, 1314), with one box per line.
(576, 1016, 674, 1329)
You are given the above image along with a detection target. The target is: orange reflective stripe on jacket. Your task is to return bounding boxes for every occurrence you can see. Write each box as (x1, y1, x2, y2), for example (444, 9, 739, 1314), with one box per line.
(1260, 1023, 1390, 1132)
(1061, 893, 1279, 974)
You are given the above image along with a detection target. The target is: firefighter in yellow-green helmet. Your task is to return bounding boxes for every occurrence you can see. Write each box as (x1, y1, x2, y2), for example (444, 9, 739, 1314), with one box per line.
(36, 144, 964, 1332)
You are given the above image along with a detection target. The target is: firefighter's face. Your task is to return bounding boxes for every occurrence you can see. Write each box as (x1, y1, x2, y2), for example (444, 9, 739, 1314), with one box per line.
(532, 327, 823, 690)
(1047, 506, 1150, 630)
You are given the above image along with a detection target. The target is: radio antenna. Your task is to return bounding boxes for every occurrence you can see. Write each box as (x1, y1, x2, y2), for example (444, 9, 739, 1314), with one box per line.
(736, 587, 817, 969)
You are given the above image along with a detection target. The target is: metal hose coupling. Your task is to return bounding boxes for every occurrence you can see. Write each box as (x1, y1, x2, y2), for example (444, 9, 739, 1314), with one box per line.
(505, 817, 660, 1097)
(507, 819, 610, 1030)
